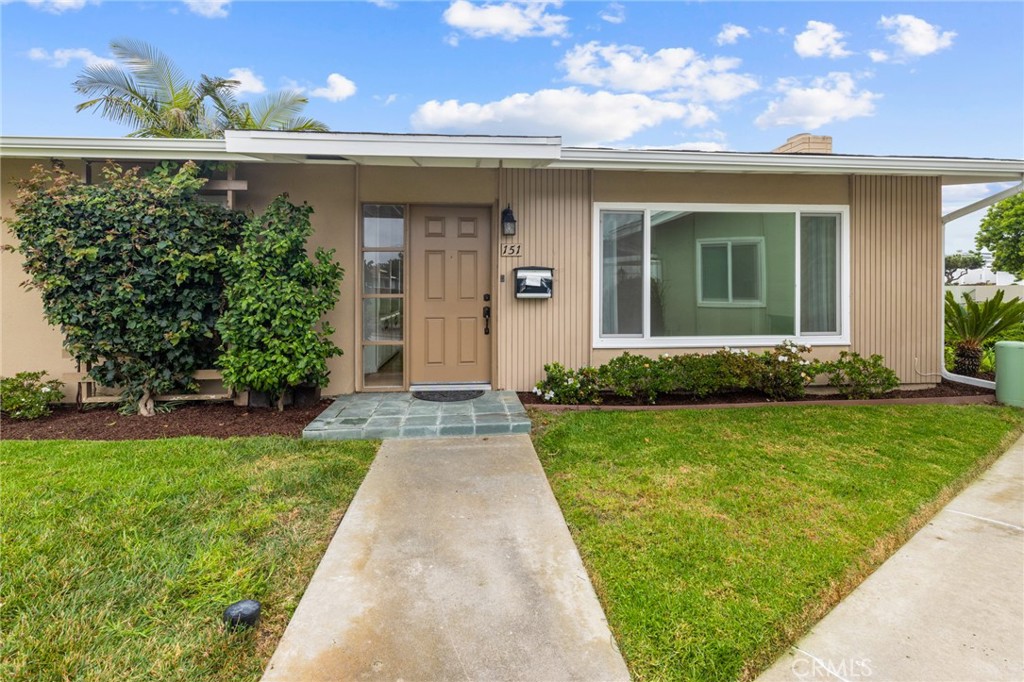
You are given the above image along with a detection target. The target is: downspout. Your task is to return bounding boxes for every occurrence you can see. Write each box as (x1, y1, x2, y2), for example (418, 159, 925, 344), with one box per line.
(936, 180, 1024, 388)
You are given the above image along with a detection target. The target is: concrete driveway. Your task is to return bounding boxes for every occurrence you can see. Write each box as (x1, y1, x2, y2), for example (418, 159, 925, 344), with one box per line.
(759, 434, 1024, 682)
(262, 435, 629, 681)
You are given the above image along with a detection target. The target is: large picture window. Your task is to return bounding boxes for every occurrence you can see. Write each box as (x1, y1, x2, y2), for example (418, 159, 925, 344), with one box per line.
(594, 204, 848, 347)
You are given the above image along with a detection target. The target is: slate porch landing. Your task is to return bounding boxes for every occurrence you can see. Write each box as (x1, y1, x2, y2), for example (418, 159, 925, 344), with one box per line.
(302, 390, 532, 440)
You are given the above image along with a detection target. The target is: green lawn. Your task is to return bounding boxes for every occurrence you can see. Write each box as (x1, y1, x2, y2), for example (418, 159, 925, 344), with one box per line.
(0, 437, 377, 682)
(533, 405, 1024, 682)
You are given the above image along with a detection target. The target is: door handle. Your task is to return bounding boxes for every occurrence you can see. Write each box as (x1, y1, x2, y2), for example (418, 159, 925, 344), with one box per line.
(483, 305, 491, 335)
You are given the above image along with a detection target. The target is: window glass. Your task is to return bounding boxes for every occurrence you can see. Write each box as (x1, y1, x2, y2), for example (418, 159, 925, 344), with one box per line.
(700, 244, 729, 302)
(362, 298, 403, 342)
(601, 211, 644, 335)
(731, 242, 761, 302)
(363, 251, 404, 295)
(363, 204, 404, 248)
(363, 345, 403, 388)
(801, 215, 839, 334)
(649, 211, 794, 337)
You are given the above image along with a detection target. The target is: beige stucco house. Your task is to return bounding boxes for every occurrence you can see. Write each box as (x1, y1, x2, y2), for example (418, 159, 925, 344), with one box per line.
(2, 131, 1022, 400)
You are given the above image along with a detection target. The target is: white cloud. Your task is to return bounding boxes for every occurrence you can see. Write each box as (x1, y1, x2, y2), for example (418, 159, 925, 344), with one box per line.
(561, 42, 758, 102)
(310, 73, 357, 102)
(442, 0, 569, 41)
(599, 3, 624, 25)
(793, 20, 852, 58)
(183, 0, 230, 18)
(755, 72, 879, 130)
(868, 49, 889, 63)
(27, 47, 116, 69)
(226, 67, 266, 95)
(25, 0, 90, 13)
(716, 24, 750, 46)
(879, 14, 955, 58)
(411, 87, 714, 145)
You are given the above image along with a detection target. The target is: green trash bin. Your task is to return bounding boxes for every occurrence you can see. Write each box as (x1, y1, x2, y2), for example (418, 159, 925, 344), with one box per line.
(995, 341, 1024, 408)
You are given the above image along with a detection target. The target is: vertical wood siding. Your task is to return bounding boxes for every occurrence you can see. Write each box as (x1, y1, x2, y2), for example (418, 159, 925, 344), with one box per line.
(496, 169, 592, 390)
(850, 176, 943, 384)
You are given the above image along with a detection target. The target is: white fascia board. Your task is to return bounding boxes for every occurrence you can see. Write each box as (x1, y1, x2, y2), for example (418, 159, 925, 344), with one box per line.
(0, 136, 259, 161)
(224, 130, 563, 163)
(554, 147, 1024, 182)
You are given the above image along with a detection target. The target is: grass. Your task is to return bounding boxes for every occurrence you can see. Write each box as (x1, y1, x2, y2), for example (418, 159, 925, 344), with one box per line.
(0, 436, 377, 682)
(533, 404, 1024, 682)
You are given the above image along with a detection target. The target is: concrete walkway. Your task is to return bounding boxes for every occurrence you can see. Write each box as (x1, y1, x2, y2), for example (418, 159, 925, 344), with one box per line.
(262, 435, 629, 681)
(759, 434, 1024, 682)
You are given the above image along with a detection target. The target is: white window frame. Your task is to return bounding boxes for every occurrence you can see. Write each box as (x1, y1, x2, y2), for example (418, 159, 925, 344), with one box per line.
(592, 202, 851, 349)
(696, 237, 766, 308)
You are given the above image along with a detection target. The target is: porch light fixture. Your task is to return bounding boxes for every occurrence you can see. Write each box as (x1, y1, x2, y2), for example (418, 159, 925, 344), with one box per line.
(501, 204, 517, 237)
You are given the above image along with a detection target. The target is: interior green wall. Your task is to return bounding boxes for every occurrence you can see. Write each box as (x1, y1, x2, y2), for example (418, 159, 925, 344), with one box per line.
(651, 212, 795, 337)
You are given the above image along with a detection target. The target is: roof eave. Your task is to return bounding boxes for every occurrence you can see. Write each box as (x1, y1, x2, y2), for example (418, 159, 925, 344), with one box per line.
(553, 148, 1024, 184)
(0, 136, 261, 162)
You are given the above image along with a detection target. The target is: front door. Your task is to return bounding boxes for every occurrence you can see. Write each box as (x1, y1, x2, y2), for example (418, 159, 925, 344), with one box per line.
(409, 206, 492, 385)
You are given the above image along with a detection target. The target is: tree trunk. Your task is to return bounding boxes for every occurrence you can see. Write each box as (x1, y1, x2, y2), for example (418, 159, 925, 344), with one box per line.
(953, 343, 983, 377)
(138, 388, 156, 417)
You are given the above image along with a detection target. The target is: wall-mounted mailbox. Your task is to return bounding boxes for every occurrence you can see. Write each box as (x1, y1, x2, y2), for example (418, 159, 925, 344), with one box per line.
(514, 266, 554, 299)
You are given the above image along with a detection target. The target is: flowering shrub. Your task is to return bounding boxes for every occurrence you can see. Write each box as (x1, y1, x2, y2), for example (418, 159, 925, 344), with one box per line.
(0, 371, 64, 420)
(534, 362, 601, 405)
(820, 351, 899, 399)
(534, 344, 900, 405)
(598, 352, 673, 404)
(749, 342, 818, 401)
(661, 349, 759, 398)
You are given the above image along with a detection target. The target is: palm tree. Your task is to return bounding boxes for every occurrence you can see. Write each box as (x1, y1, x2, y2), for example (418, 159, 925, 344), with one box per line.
(944, 290, 1024, 376)
(74, 39, 328, 138)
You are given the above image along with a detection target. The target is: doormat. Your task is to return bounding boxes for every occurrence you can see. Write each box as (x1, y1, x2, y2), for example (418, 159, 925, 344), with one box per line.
(412, 390, 484, 402)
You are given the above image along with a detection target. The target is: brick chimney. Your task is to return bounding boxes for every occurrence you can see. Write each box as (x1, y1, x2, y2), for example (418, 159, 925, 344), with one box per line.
(772, 133, 832, 154)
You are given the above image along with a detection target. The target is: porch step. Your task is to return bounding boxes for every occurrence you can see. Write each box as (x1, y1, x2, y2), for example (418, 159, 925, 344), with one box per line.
(302, 390, 531, 440)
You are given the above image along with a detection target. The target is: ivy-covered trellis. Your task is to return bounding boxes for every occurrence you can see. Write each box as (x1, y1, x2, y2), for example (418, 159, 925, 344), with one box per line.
(7, 161, 244, 415)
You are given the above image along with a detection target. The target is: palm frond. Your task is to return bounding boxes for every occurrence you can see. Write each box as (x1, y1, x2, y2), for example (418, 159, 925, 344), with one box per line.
(279, 116, 330, 132)
(247, 91, 309, 130)
(110, 38, 191, 105)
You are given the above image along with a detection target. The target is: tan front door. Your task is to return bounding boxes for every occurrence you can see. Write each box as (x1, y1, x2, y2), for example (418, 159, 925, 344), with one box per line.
(409, 206, 492, 385)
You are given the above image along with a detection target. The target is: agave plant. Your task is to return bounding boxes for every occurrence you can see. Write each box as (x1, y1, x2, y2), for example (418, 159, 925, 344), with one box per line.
(944, 290, 1024, 376)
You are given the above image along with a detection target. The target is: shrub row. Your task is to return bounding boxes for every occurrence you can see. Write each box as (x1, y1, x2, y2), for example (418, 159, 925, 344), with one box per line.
(0, 371, 64, 420)
(533, 343, 899, 405)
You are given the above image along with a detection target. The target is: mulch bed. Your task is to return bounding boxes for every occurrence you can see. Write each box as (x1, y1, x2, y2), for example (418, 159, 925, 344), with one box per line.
(1, 399, 333, 441)
(519, 379, 996, 409)
(2, 379, 1001, 441)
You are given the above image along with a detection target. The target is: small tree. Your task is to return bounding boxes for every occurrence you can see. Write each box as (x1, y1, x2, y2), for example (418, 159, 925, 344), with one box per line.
(218, 195, 344, 410)
(944, 290, 1024, 376)
(6, 162, 243, 415)
(944, 251, 985, 284)
(976, 192, 1024, 281)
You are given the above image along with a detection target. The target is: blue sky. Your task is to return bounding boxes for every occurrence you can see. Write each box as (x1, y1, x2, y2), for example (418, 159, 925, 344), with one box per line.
(2, 0, 1022, 253)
